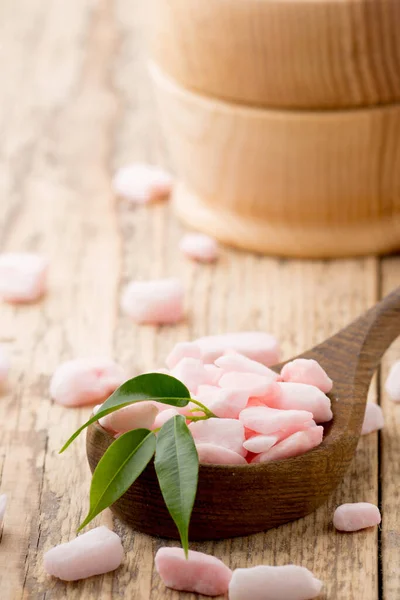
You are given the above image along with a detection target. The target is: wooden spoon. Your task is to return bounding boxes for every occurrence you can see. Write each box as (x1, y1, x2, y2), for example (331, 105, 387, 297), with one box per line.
(87, 286, 400, 540)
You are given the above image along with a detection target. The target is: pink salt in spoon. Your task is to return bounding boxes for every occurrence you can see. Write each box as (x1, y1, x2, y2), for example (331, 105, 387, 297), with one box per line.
(87, 286, 400, 540)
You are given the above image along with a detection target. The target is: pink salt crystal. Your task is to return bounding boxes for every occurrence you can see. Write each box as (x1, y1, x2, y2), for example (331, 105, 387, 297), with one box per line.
(197, 386, 249, 419)
(165, 342, 202, 370)
(0, 494, 7, 527)
(361, 403, 384, 435)
(243, 434, 280, 454)
(333, 503, 381, 532)
(281, 358, 333, 393)
(229, 565, 323, 600)
(267, 382, 333, 423)
(196, 443, 247, 465)
(44, 526, 123, 581)
(153, 407, 179, 429)
(216, 352, 278, 378)
(50, 358, 126, 407)
(204, 364, 223, 385)
(155, 547, 232, 596)
(179, 233, 219, 263)
(190, 418, 246, 456)
(113, 163, 173, 204)
(385, 361, 400, 402)
(0, 253, 47, 303)
(0, 346, 10, 385)
(239, 406, 314, 436)
(194, 332, 280, 366)
(99, 401, 158, 434)
(251, 426, 323, 463)
(121, 278, 184, 325)
(219, 372, 277, 397)
(171, 357, 207, 394)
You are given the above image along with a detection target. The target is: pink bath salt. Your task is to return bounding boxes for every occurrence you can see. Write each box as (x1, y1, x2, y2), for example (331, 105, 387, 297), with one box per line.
(179, 233, 219, 263)
(113, 163, 173, 204)
(194, 332, 280, 366)
(229, 565, 323, 600)
(219, 372, 278, 398)
(0, 494, 7, 527)
(243, 433, 280, 454)
(171, 357, 207, 394)
(333, 503, 381, 532)
(197, 386, 249, 419)
(99, 401, 158, 434)
(190, 418, 246, 456)
(165, 342, 202, 370)
(239, 406, 314, 436)
(385, 361, 400, 402)
(155, 547, 232, 596)
(44, 526, 123, 581)
(121, 278, 184, 325)
(204, 364, 223, 385)
(0, 346, 10, 385)
(216, 352, 279, 379)
(252, 426, 323, 463)
(0, 253, 47, 303)
(361, 403, 384, 435)
(196, 443, 247, 465)
(266, 382, 332, 423)
(50, 358, 126, 407)
(281, 358, 333, 393)
(153, 407, 179, 429)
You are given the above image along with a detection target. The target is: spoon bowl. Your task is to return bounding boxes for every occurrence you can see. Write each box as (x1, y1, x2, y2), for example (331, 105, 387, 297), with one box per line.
(87, 287, 400, 540)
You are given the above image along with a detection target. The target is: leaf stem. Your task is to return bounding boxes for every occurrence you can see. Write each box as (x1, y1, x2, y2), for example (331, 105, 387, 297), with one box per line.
(189, 398, 217, 419)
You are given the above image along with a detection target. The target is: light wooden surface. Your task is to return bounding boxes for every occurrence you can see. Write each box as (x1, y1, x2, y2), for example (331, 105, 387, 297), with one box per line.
(0, 1, 398, 599)
(150, 0, 400, 109)
(152, 65, 400, 258)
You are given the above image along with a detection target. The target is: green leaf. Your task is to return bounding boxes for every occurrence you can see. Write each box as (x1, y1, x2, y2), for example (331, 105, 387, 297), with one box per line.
(78, 428, 156, 531)
(154, 415, 199, 558)
(59, 373, 191, 453)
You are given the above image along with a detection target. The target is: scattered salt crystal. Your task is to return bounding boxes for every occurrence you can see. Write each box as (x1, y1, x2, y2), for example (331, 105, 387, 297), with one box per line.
(280, 358, 333, 393)
(50, 358, 126, 407)
(0, 346, 10, 385)
(155, 547, 232, 596)
(179, 233, 219, 263)
(189, 418, 246, 456)
(333, 503, 381, 532)
(121, 279, 184, 324)
(195, 443, 247, 465)
(165, 342, 202, 370)
(0, 494, 7, 527)
(229, 564, 323, 600)
(361, 403, 384, 435)
(0, 253, 47, 303)
(113, 163, 173, 204)
(194, 332, 280, 366)
(44, 526, 123, 581)
(99, 401, 158, 434)
(385, 361, 400, 402)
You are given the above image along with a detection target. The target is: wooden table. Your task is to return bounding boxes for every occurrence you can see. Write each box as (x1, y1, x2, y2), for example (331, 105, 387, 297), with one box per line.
(0, 1, 399, 598)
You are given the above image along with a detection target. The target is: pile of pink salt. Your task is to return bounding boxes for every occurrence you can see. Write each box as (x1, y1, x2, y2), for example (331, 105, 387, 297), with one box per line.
(96, 334, 336, 464)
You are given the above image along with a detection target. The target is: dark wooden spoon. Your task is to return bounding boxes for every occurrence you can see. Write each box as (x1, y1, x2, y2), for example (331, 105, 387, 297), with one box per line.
(87, 286, 400, 540)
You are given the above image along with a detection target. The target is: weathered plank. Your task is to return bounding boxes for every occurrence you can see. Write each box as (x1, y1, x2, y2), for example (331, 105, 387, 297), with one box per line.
(0, 0, 383, 599)
(381, 257, 400, 600)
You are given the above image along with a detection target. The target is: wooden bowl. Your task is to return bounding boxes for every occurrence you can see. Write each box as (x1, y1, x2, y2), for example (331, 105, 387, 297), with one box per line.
(151, 64, 400, 258)
(149, 0, 400, 109)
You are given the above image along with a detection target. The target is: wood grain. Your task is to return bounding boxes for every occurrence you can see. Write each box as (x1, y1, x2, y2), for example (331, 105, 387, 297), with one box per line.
(152, 65, 400, 258)
(149, 0, 400, 109)
(381, 257, 400, 600)
(0, 1, 395, 599)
